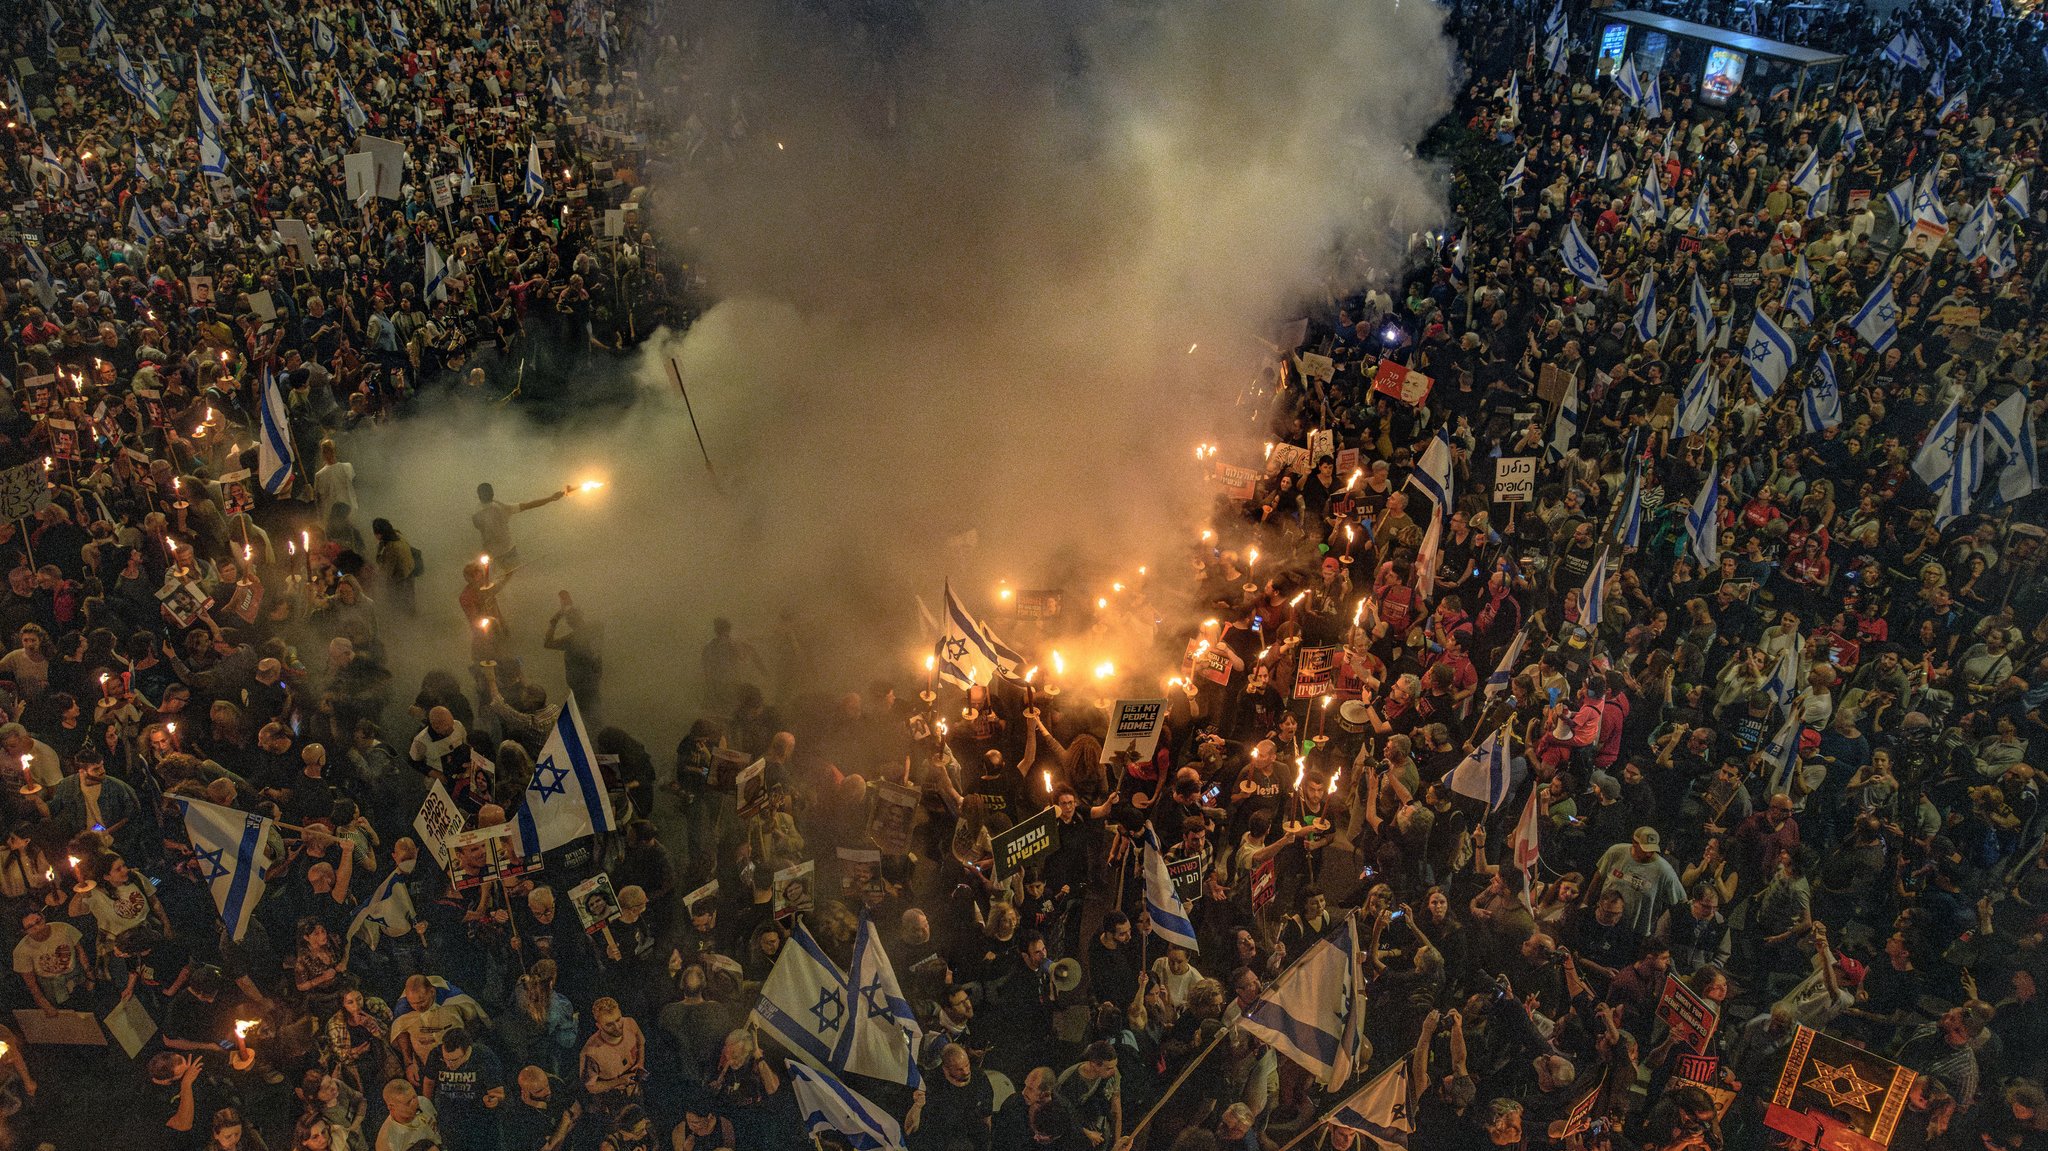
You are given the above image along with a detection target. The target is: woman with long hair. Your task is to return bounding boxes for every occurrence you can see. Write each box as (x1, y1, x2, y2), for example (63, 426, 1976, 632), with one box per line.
(500, 958, 577, 1076)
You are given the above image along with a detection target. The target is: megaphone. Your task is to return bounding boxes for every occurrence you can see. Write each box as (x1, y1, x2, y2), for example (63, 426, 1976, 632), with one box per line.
(1051, 957, 1083, 993)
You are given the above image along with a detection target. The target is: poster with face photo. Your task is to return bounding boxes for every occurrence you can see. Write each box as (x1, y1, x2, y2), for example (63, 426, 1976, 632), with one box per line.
(155, 580, 207, 629)
(773, 861, 814, 920)
(444, 823, 541, 890)
(568, 872, 619, 934)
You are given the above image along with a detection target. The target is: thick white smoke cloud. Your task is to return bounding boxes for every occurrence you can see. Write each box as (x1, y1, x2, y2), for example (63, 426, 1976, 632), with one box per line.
(347, 0, 1456, 750)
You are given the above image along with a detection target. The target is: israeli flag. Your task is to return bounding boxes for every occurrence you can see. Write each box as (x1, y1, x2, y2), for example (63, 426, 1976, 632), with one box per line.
(525, 140, 548, 206)
(1617, 462, 1645, 548)
(390, 8, 410, 49)
(1636, 165, 1666, 223)
(128, 200, 158, 242)
(258, 365, 296, 493)
(1543, 29, 1570, 72)
(129, 140, 155, 179)
(1449, 726, 1517, 810)
(1505, 73, 1520, 116)
(20, 242, 54, 308)
(1901, 32, 1930, 69)
(1914, 394, 1965, 488)
(141, 58, 170, 118)
(1239, 916, 1365, 1086)
(424, 241, 449, 302)
(345, 862, 416, 954)
(2003, 173, 2030, 220)
(115, 47, 145, 103)
(337, 78, 367, 135)
(198, 130, 229, 179)
(1805, 164, 1833, 220)
(1643, 72, 1662, 119)
(1928, 68, 1947, 104)
(753, 919, 912, 1084)
(1789, 148, 1822, 195)
(1502, 154, 1527, 196)
(1615, 55, 1644, 105)
(1594, 135, 1611, 180)
(1685, 464, 1720, 569)
(1544, 0, 1566, 35)
(1632, 269, 1658, 341)
(1991, 227, 2019, 280)
(1675, 359, 1719, 440)
(1842, 106, 1865, 155)
(848, 916, 923, 1086)
(1761, 648, 1799, 707)
(1560, 220, 1609, 292)
(1579, 549, 1609, 629)
(460, 148, 477, 198)
(1546, 373, 1581, 462)
(1852, 278, 1899, 353)
(1741, 309, 1797, 401)
(195, 57, 228, 134)
(1947, 37, 1963, 62)
(312, 17, 337, 58)
(787, 1064, 903, 1151)
(1330, 1061, 1415, 1149)
(41, 0, 62, 42)
(1995, 390, 2039, 506)
(237, 67, 257, 122)
(548, 72, 568, 107)
(5, 78, 31, 131)
(1485, 629, 1527, 700)
(1784, 255, 1815, 324)
(176, 798, 275, 942)
(1934, 418, 1982, 526)
(935, 580, 1024, 689)
(1802, 350, 1842, 433)
(1958, 196, 1997, 262)
(1409, 428, 1454, 511)
(1689, 274, 1717, 351)
(1762, 713, 1804, 798)
(1142, 824, 1199, 950)
(1884, 175, 1916, 223)
(268, 24, 297, 80)
(1939, 89, 1968, 121)
(510, 694, 617, 855)
(1914, 170, 1948, 229)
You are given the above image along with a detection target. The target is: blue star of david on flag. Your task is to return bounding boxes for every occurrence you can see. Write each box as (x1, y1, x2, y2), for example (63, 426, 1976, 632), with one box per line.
(193, 843, 230, 883)
(531, 756, 569, 799)
(862, 975, 892, 1020)
(812, 987, 847, 1033)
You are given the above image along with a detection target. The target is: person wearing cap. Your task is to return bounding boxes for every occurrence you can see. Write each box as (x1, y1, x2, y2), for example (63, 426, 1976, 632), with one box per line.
(1590, 828, 1687, 938)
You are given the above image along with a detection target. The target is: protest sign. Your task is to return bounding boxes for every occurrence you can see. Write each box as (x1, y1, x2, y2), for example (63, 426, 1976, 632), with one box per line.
(1166, 850, 1207, 904)
(105, 996, 155, 1058)
(867, 779, 919, 856)
(1250, 858, 1277, 911)
(772, 861, 815, 919)
(0, 462, 51, 520)
(1267, 443, 1312, 476)
(1013, 590, 1063, 622)
(445, 824, 542, 890)
(1657, 975, 1720, 1053)
(1213, 462, 1257, 500)
(1372, 360, 1433, 405)
(1766, 1026, 1916, 1149)
(1100, 699, 1168, 763)
(991, 806, 1059, 881)
(836, 846, 883, 895)
(1293, 646, 1340, 699)
(276, 218, 314, 262)
(359, 135, 408, 199)
(343, 152, 376, 202)
(412, 779, 465, 868)
(1297, 352, 1335, 383)
(12, 1009, 101, 1046)
(1307, 428, 1335, 462)
(1493, 456, 1537, 503)
(736, 758, 766, 816)
(568, 873, 619, 933)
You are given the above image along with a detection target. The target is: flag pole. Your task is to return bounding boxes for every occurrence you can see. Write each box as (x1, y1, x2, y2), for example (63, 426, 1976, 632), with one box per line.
(1120, 1021, 1231, 1149)
(1271, 1091, 1367, 1151)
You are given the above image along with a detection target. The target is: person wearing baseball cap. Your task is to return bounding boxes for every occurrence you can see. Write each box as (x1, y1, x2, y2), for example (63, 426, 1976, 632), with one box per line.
(1590, 827, 1687, 937)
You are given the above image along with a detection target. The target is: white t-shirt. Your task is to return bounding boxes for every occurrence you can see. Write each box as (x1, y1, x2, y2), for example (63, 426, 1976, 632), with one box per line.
(409, 723, 469, 775)
(12, 924, 83, 979)
(314, 461, 358, 521)
(87, 879, 151, 936)
(376, 1097, 440, 1151)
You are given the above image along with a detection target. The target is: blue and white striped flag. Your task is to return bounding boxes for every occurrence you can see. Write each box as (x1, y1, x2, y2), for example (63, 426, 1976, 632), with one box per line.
(752, 916, 922, 1088)
(510, 694, 616, 854)
(258, 365, 296, 494)
(1636, 165, 1666, 222)
(1991, 227, 2019, 280)
(312, 18, 337, 57)
(1560, 220, 1609, 292)
(1449, 726, 1516, 810)
(1685, 464, 1720, 569)
(1939, 88, 1968, 121)
(1994, 389, 2038, 506)
(1784, 254, 1815, 324)
(41, 0, 62, 42)
(337, 77, 367, 135)
(1802, 350, 1842, 433)
(424, 241, 449, 302)
(1617, 462, 1645, 547)
(1615, 55, 1644, 105)
(1544, 0, 1566, 34)
(1142, 824, 1199, 950)
(1578, 549, 1609, 630)
(1883, 175, 1916, 224)
(1330, 1061, 1415, 1147)
(1928, 68, 1947, 104)
(1543, 29, 1569, 72)
(1842, 106, 1865, 155)
(1485, 629, 1526, 700)
(128, 200, 158, 242)
(2003, 173, 2030, 220)
(1741, 309, 1797, 401)
(935, 581, 1024, 689)
(390, 8, 410, 49)
(1239, 916, 1365, 1086)
(198, 130, 228, 179)
(195, 56, 228, 134)
(525, 140, 548, 206)
(1914, 170, 1948, 229)
(1914, 394, 1965, 488)
(1932, 416, 1982, 526)
(1409, 428, 1454, 511)
(345, 862, 416, 954)
(1593, 135, 1611, 180)
(237, 67, 257, 123)
(787, 1063, 904, 1151)
(1501, 154, 1527, 196)
(1675, 359, 1719, 440)
(460, 148, 478, 198)
(1546, 373, 1581, 462)
(5, 77, 30, 131)
(176, 798, 275, 942)
(1789, 147, 1821, 195)
(268, 25, 297, 81)
(1805, 164, 1833, 219)
(1632, 269, 1657, 341)
(1762, 712, 1803, 798)
(1957, 195, 1997, 262)
(1689, 273, 1716, 351)
(1852, 278, 1899, 353)
(848, 916, 923, 1086)
(1643, 71, 1662, 119)
(1761, 648, 1799, 708)
(1686, 188, 1710, 233)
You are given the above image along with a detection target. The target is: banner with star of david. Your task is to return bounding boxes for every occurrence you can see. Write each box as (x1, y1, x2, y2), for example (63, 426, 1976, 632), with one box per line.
(176, 797, 275, 942)
(1766, 1025, 1916, 1149)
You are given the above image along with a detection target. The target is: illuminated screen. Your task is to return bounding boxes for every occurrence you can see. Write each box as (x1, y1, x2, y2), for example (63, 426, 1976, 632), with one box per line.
(1598, 24, 1629, 75)
(1701, 47, 1747, 105)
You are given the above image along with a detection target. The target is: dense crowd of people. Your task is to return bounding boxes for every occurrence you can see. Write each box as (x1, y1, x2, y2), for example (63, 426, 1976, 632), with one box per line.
(3, 0, 2048, 1149)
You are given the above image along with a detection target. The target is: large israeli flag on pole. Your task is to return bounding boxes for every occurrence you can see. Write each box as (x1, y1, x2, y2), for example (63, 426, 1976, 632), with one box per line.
(1689, 274, 1716, 351)
(1914, 394, 1965, 487)
(1802, 350, 1842, 434)
(1578, 550, 1609, 630)
(1142, 824, 1199, 950)
(1408, 428, 1454, 511)
(1674, 360, 1718, 440)
(1632, 269, 1657, 341)
(1686, 465, 1720, 570)
(346, 862, 415, 955)
(258, 366, 296, 494)
(847, 916, 922, 1087)
(1852, 278, 1900, 353)
(1615, 55, 1643, 104)
(1741, 309, 1797, 401)
(176, 798, 275, 942)
(1560, 220, 1609, 292)
(753, 918, 921, 1087)
(1545, 374, 1581, 463)
(935, 580, 1023, 689)
(424, 241, 449, 302)
(1449, 726, 1516, 810)
(1238, 916, 1365, 1087)
(525, 141, 548, 206)
(194, 55, 228, 134)
(1330, 1060, 1415, 1149)
(1485, 629, 1526, 700)
(788, 1063, 904, 1151)
(1784, 255, 1815, 324)
(510, 694, 616, 854)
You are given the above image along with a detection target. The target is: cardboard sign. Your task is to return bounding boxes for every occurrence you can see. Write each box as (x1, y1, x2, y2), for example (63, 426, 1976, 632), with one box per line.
(836, 846, 882, 895)
(1187, 638, 1233, 686)
(1371, 360, 1433, 406)
(1297, 352, 1336, 383)
(188, 275, 214, 305)
(1493, 456, 1537, 503)
(1538, 361, 1576, 408)
(568, 872, 618, 933)
(1101, 699, 1169, 763)
(1267, 443, 1312, 476)
(867, 779, 919, 856)
(1307, 428, 1335, 463)
(1013, 590, 1063, 622)
(431, 174, 455, 208)
(772, 861, 814, 919)
(1213, 462, 1257, 501)
(991, 805, 1059, 881)
(1336, 447, 1360, 478)
(1657, 975, 1720, 1053)
(1934, 304, 1980, 327)
(1292, 645, 1340, 700)
(12, 1009, 101, 1046)
(276, 218, 315, 262)
(359, 134, 408, 200)
(104, 995, 156, 1058)
(683, 880, 719, 914)
(1766, 1026, 1916, 1148)
(1250, 857, 1277, 911)
(412, 779, 465, 869)
(343, 152, 377, 203)
(444, 823, 542, 890)
(735, 758, 766, 816)
(0, 462, 51, 520)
